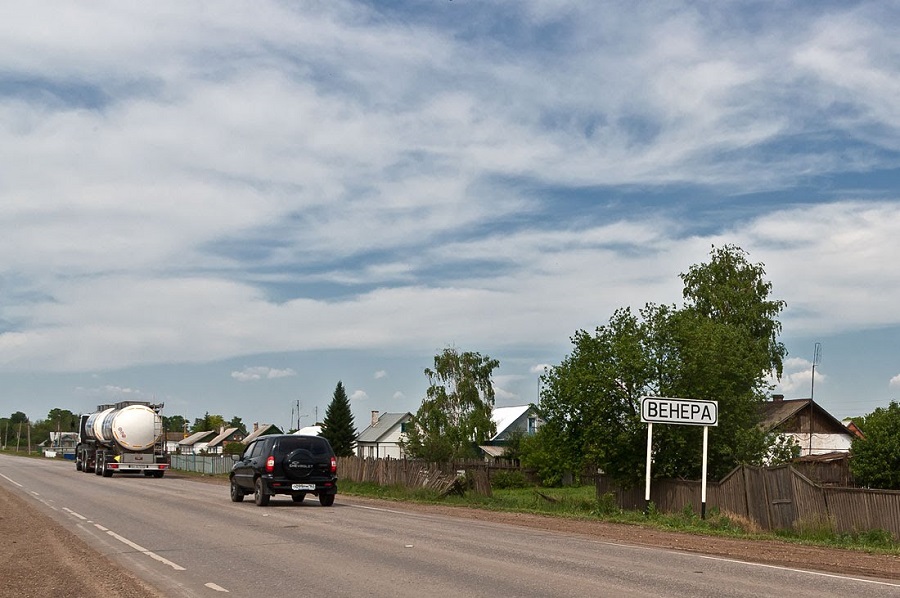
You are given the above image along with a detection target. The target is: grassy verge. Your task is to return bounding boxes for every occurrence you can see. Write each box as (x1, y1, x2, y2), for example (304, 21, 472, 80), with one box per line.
(339, 480, 900, 555)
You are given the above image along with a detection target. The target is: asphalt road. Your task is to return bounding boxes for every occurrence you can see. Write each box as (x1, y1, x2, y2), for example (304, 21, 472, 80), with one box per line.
(1, 455, 898, 598)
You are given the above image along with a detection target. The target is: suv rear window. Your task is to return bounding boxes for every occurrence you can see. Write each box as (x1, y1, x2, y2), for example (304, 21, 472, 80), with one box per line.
(275, 436, 332, 456)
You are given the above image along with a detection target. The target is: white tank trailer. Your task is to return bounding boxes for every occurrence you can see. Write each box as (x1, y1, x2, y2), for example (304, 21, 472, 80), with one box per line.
(75, 401, 169, 478)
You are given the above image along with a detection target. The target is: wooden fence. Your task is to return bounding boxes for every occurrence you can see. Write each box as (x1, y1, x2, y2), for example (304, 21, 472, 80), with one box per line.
(597, 464, 900, 539)
(335, 456, 540, 496)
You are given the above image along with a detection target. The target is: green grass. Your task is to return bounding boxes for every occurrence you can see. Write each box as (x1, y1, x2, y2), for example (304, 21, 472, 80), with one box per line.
(338, 480, 900, 555)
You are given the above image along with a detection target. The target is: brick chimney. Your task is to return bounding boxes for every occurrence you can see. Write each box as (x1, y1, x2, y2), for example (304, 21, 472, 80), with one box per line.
(772, 394, 784, 402)
(371, 411, 379, 426)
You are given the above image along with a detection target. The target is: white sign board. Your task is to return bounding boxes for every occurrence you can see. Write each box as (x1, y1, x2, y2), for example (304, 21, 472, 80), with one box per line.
(640, 396, 718, 427)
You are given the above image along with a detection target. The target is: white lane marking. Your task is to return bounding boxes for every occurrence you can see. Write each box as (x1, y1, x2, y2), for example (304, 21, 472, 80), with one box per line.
(205, 582, 229, 592)
(349, 504, 413, 516)
(691, 553, 900, 588)
(60, 509, 185, 571)
(349, 503, 900, 588)
(62, 507, 88, 521)
(0, 473, 23, 487)
(104, 529, 187, 571)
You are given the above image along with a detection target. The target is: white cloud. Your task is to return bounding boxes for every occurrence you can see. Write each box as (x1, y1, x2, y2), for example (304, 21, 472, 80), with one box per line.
(2, 2, 900, 435)
(350, 390, 369, 402)
(889, 375, 900, 389)
(772, 357, 825, 398)
(231, 366, 297, 382)
(374, 370, 387, 379)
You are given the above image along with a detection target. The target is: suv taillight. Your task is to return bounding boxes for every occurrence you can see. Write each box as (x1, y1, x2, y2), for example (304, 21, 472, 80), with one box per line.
(266, 455, 275, 473)
(330, 456, 337, 474)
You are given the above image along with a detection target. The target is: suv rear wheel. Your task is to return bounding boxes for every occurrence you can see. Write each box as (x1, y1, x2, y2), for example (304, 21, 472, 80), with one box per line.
(319, 493, 335, 507)
(254, 477, 270, 506)
(230, 479, 245, 502)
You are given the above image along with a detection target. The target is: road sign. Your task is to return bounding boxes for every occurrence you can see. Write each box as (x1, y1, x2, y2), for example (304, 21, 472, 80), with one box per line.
(640, 396, 718, 426)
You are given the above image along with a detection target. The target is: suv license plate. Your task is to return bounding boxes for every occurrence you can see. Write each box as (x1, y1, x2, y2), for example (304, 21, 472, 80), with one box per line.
(292, 484, 315, 491)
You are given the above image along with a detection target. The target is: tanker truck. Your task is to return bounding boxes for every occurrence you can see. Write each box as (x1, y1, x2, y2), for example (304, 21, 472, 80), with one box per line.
(75, 401, 169, 478)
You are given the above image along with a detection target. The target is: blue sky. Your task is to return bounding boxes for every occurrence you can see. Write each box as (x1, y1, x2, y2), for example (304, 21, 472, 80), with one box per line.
(2, 1, 899, 432)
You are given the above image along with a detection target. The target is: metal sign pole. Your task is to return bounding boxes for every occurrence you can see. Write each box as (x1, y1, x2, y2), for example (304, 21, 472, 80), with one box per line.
(644, 422, 653, 513)
(701, 425, 709, 519)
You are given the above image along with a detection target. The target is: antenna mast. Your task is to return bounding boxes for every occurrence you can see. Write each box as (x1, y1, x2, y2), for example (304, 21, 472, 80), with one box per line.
(810, 342, 822, 400)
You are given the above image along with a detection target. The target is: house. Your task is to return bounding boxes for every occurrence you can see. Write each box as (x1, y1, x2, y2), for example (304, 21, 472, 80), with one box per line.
(489, 405, 542, 442)
(40, 432, 80, 457)
(204, 427, 245, 454)
(294, 425, 322, 436)
(241, 423, 283, 445)
(164, 432, 186, 454)
(760, 395, 861, 457)
(178, 430, 216, 455)
(355, 411, 412, 459)
(479, 404, 543, 460)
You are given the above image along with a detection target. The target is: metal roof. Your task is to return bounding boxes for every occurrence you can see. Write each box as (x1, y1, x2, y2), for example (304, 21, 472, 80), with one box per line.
(205, 427, 241, 447)
(356, 412, 411, 443)
(490, 405, 533, 441)
(241, 424, 283, 444)
(178, 430, 216, 446)
(478, 445, 508, 458)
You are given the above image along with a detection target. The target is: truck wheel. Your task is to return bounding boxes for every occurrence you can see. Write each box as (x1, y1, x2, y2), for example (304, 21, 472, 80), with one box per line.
(254, 478, 270, 507)
(94, 454, 103, 476)
(230, 480, 245, 502)
(101, 456, 113, 477)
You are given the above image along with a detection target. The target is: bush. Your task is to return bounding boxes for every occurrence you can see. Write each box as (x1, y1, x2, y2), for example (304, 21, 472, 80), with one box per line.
(491, 470, 529, 489)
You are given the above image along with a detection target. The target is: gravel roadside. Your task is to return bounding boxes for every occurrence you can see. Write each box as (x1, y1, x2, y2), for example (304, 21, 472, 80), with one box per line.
(0, 483, 164, 598)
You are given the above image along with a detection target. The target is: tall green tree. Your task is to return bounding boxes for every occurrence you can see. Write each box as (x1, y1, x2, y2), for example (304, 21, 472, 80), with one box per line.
(190, 412, 225, 433)
(163, 415, 189, 435)
(850, 401, 900, 489)
(536, 245, 787, 486)
(45, 409, 79, 432)
(227, 416, 248, 435)
(405, 347, 499, 461)
(680, 244, 787, 378)
(321, 381, 356, 457)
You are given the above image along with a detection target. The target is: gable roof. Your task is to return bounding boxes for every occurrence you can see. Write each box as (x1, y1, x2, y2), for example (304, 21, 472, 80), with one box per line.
(178, 430, 216, 446)
(490, 405, 532, 441)
(294, 425, 322, 436)
(356, 412, 411, 443)
(205, 427, 242, 448)
(759, 398, 852, 436)
(242, 423, 283, 444)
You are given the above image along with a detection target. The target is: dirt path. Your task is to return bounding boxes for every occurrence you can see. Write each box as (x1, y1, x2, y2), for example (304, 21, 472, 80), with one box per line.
(0, 483, 163, 598)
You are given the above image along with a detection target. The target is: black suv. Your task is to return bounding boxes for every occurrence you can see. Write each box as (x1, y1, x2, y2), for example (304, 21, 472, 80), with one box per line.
(229, 434, 338, 506)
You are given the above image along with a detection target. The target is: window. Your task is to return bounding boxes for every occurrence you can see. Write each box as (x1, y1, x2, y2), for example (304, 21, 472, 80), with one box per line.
(527, 417, 537, 435)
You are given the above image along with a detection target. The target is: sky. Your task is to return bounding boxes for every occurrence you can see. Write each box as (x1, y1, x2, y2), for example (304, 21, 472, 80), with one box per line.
(2, 1, 900, 433)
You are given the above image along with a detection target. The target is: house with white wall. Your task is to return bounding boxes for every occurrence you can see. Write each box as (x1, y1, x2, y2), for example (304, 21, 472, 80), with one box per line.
(355, 411, 412, 459)
(760, 395, 862, 457)
(479, 405, 543, 459)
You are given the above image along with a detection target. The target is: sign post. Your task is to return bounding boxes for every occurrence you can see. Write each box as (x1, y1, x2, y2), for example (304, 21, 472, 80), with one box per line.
(640, 396, 718, 518)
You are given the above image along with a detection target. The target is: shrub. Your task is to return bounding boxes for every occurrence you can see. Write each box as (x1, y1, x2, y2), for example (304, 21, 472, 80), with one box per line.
(491, 470, 529, 489)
